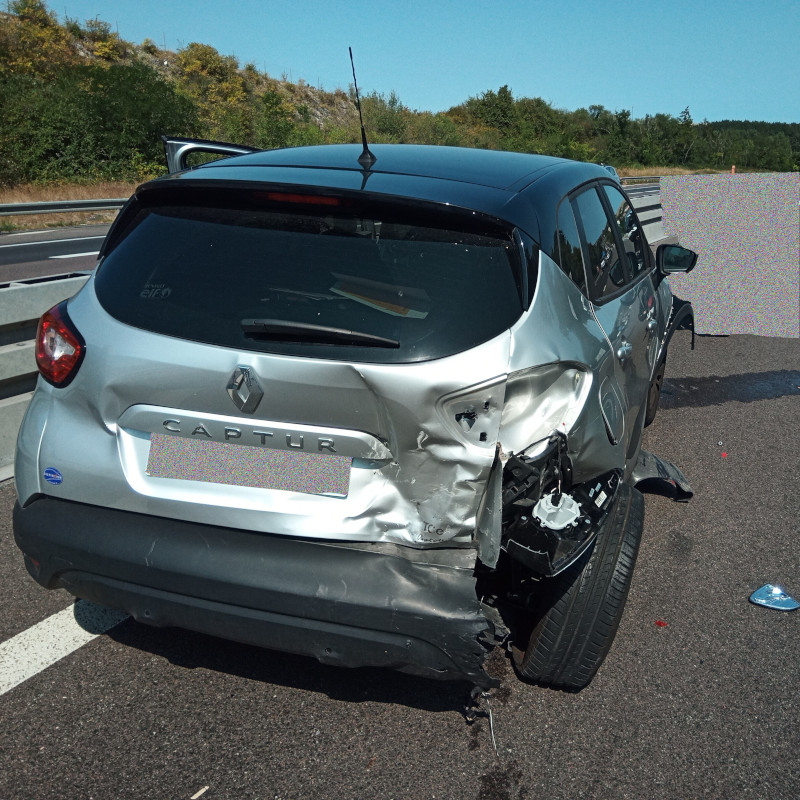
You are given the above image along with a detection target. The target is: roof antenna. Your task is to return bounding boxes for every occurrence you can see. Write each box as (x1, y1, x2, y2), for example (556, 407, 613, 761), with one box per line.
(349, 47, 376, 169)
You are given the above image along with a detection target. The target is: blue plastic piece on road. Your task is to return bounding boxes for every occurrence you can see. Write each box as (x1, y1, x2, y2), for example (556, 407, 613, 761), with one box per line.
(749, 585, 799, 611)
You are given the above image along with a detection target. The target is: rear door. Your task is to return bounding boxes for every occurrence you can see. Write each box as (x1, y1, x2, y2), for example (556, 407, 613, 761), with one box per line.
(600, 183, 662, 373)
(571, 183, 658, 462)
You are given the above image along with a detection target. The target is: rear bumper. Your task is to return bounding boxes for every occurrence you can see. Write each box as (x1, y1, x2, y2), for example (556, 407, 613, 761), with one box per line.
(13, 497, 495, 686)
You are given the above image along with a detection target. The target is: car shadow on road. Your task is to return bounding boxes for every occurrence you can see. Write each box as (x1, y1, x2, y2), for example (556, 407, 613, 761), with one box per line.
(104, 616, 483, 713)
(660, 369, 800, 409)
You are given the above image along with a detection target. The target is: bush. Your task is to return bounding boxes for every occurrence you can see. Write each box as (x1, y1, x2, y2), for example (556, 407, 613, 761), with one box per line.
(0, 62, 198, 185)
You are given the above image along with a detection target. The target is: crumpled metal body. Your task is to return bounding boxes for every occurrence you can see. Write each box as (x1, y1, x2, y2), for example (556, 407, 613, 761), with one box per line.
(13, 252, 686, 688)
(16, 255, 660, 559)
(12, 142, 697, 687)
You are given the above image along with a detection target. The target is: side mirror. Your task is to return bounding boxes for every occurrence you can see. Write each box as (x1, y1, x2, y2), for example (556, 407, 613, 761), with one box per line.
(656, 243, 698, 275)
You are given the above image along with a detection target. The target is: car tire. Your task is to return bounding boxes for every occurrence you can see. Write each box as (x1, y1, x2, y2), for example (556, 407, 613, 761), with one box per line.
(644, 357, 666, 427)
(511, 482, 644, 690)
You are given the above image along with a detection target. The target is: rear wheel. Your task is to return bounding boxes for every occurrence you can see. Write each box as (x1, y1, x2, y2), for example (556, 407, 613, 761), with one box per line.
(511, 482, 644, 690)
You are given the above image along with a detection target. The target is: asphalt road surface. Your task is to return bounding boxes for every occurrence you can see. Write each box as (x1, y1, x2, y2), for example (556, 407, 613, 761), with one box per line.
(621, 182, 660, 198)
(0, 226, 107, 283)
(1, 332, 798, 800)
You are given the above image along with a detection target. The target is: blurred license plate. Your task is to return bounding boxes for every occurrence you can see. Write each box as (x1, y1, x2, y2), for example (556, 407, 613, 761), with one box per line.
(147, 433, 351, 497)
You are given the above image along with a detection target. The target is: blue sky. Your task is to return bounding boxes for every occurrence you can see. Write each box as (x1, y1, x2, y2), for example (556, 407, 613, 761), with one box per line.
(55, 0, 800, 123)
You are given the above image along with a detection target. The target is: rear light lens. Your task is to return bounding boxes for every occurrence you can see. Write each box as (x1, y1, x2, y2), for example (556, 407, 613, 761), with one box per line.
(35, 301, 85, 387)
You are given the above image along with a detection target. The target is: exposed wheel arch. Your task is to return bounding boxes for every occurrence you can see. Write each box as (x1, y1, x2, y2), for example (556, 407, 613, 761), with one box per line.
(510, 482, 644, 690)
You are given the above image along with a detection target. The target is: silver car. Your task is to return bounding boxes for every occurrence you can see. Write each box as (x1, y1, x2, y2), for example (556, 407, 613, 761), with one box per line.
(14, 142, 696, 689)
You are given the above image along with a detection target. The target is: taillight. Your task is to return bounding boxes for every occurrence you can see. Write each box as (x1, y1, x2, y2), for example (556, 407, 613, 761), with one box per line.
(35, 301, 85, 387)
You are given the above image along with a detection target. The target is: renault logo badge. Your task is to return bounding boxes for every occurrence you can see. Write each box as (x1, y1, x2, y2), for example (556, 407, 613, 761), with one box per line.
(227, 367, 263, 414)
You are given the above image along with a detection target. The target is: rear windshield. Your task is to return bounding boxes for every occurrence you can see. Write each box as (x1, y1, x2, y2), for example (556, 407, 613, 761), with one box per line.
(94, 195, 524, 363)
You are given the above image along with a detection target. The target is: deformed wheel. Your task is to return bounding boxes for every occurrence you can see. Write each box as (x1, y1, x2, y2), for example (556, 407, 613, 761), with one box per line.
(644, 357, 666, 427)
(511, 482, 645, 690)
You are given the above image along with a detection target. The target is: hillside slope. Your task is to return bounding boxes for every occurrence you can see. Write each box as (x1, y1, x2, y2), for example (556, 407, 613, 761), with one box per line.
(0, 0, 797, 187)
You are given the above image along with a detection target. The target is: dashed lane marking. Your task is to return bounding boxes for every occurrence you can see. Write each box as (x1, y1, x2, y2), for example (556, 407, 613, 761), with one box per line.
(49, 251, 100, 259)
(0, 600, 128, 696)
(0, 236, 105, 249)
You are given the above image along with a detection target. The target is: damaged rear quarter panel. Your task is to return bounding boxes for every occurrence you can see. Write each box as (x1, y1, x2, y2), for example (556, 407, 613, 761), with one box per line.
(338, 258, 622, 549)
(474, 257, 630, 566)
(502, 256, 625, 481)
(348, 339, 511, 546)
(361, 255, 628, 556)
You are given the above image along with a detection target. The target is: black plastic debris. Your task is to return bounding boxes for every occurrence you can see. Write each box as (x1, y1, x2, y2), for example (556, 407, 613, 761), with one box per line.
(631, 450, 694, 502)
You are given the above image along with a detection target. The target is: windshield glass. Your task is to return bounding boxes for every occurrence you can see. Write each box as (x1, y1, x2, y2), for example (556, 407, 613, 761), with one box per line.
(95, 196, 525, 363)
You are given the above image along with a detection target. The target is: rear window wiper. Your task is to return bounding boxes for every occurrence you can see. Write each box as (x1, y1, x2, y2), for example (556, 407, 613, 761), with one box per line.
(241, 319, 400, 348)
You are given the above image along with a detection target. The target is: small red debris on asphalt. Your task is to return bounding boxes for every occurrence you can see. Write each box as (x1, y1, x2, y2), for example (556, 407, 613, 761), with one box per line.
(721, 452, 728, 458)
(655, 620, 668, 628)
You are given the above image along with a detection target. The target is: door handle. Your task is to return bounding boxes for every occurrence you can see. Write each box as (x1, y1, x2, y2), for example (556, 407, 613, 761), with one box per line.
(616, 340, 633, 361)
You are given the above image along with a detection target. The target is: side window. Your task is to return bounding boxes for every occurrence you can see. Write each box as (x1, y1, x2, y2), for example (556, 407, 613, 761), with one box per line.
(573, 188, 626, 301)
(603, 184, 649, 279)
(554, 199, 587, 294)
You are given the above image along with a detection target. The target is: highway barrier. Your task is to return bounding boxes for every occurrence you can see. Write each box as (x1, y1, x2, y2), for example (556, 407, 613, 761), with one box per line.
(632, 193, 671, 247)
(0, 199, 126, 217)
(620, 176, 662, 185)
(0, 272, 90, 480)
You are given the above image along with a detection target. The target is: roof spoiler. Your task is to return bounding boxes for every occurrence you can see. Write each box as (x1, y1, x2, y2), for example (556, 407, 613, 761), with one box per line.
(161, 136, 262, 174)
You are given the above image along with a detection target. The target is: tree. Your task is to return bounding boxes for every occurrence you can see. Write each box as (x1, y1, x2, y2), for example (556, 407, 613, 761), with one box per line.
(0, 62, 198, 185)
(82, 17, 125, 60)
(361, 91, 408, 142)
(466, 85, 516, 134)
(406, 112, 462, 147)
(675, 106, 696, 164)
(0, 0, 79, 78)
(175, 43, 252, 142)
(253, 90, 295, 149)
(8, 0, 56, 24)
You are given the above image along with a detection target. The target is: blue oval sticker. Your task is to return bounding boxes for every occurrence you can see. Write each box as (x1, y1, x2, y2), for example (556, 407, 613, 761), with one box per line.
(43, 468, 63, 485)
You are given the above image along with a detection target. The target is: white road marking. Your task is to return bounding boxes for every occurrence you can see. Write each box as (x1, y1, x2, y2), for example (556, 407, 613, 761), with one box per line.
(0, 236, 105, 249)
(49, 251, 99, 259)
(0, 600, 128, 695)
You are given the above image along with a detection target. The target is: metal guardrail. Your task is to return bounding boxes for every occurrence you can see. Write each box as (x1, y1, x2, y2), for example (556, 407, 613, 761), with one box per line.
(0, 271, 91, 480)
(631, 192, 670, 246)
(0, 198, 126, 217)
(0, 183, 656, 214)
